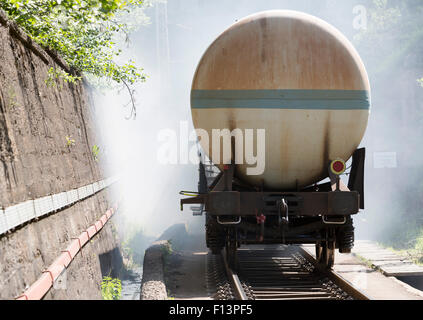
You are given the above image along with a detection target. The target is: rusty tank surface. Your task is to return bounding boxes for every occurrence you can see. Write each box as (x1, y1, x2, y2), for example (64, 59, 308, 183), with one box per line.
(182, 10, 370, 269)
(191, 10, 371, 190)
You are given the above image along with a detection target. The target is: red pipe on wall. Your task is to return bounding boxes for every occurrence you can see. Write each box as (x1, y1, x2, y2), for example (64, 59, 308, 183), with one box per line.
(15, 204, 118, 300)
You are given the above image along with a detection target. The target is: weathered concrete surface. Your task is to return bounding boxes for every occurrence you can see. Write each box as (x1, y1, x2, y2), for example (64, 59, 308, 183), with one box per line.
(0, 11, 101, 207)
(0, 11, 122, 299)
(140, 241, 169, 300)
(352, 240, 423, 276)
(302, 244, 423, 300)
(0, 191, 124, 300)
(158, 224, 209, 299)
(164, 251, 209, 300)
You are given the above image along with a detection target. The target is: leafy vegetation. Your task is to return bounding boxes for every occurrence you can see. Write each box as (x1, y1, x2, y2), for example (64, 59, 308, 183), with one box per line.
(379, 233, 423, 266)
(355, 0, 423, 82)
(0, 0, 153, 117)
(45, 67, 81, 88)
(65, 135, 75, 147)
(92, 144, 100, 161)
(353, 1, 423, 254)
(121, 224, 154, 267)
(161, 239, 172, 257)
(101, 276, 122, 300)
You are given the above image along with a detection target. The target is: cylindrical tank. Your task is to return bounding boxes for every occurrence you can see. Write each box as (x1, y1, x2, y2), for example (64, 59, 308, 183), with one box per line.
(191, 10, 370, 190)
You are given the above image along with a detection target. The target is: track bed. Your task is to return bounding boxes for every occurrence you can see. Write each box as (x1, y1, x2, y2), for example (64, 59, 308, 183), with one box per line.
(208, 245, 369, 300)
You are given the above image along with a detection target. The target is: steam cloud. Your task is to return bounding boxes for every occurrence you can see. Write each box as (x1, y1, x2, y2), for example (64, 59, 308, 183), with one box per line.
(92, 0, 421, 243)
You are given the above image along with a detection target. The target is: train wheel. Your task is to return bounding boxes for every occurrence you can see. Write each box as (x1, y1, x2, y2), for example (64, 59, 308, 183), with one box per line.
(324, 240, 335, 269)
(316, 241, 335, 269)
(225, 228, 238, 271)
(337, 216, 354, 253)
(226, 242, 238, 270)
(206, 215, 225, 254)
(315, 242, 323, 262)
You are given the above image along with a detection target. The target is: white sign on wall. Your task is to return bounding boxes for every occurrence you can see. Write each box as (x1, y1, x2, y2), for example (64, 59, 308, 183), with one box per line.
(373, 152, 397, 169)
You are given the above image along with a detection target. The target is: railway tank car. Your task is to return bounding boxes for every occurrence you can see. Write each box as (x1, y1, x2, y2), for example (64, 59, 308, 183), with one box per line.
(181, 10, 370, 269)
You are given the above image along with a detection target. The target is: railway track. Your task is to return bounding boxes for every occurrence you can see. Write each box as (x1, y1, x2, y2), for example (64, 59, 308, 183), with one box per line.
(208, 245, 370, 300)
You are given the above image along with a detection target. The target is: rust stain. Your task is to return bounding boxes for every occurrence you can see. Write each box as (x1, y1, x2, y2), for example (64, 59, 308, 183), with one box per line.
(191, 11, 370, 189)
(259, 18, 268, 64)
(192, 11, 369, 91)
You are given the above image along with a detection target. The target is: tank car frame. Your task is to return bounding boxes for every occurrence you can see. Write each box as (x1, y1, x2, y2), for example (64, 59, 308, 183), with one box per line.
(181, 148, 365, 269)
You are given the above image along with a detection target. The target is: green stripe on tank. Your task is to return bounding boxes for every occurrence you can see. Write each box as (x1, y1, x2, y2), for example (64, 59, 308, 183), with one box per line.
(191, 89, 370, 110)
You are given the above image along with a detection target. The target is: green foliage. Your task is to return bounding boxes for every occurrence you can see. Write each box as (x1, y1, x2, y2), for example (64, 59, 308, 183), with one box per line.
(7, 86, 18, 109)
(413, 229, 423, 264)
(1, 0, 147, 83)
(355, 0, 423, 80)
(415, 232, 423, 254)
(46, 67, 81, 88)
(379, 228, 423, 266)
(356, 1, 423, 251)
(0, 0, 152, 116)
(101, 276, 121, 300)
(379, 218, 423, 265)
(92, 144, 100, 161)
(121, 224, 154, 266)
(355, 253, 375, 269)
(65, 135, 75, 146)
(161, 240, 172, 258)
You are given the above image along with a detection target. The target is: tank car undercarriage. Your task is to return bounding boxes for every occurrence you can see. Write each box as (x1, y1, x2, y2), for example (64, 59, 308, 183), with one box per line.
(181, 148, 365, 269)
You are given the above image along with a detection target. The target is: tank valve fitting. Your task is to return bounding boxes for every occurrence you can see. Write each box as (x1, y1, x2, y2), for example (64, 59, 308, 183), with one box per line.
(256, 214, 266, 242)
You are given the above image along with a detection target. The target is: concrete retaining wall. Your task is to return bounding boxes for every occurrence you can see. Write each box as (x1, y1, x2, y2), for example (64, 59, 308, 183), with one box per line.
(140, 241, 169, 300)
(0, 10, 122, 299)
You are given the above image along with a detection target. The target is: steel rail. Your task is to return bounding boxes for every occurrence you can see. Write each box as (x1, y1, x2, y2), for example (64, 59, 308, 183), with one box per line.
(222, 248, 248, 300)
(297, 246, 371, 300)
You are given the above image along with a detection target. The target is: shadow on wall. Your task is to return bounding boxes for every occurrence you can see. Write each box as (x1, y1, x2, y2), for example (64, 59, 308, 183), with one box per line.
(99, 247, 124, 278)
(157, 223, 206, 252)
